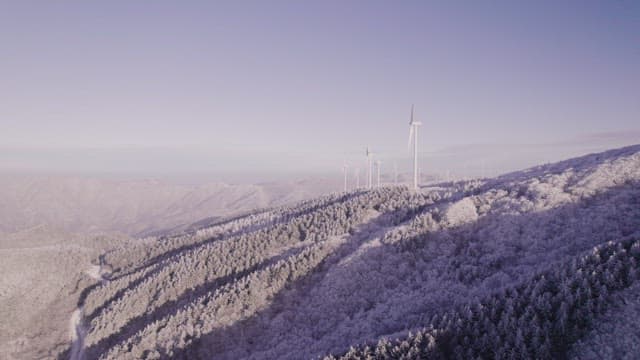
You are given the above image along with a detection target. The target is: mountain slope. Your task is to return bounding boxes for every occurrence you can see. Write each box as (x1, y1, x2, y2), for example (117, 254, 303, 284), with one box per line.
(0, 230, 125, 360)
(65, 144, 640, 359)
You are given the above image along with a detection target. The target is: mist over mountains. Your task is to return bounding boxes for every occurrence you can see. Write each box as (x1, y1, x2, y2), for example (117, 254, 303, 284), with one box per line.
(0, 174, 339, 238)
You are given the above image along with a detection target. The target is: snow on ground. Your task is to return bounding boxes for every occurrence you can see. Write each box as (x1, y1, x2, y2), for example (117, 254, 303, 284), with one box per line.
(0, 245, 97, 360)
(85, 265, 103, 281)
(69, 307, 86, 360)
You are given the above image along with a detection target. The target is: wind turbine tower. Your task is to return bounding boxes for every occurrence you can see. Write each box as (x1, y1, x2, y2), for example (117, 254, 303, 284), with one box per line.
(342, 161, 349, 192)
(375, 160, 381, 187)
(407, 104, 422, 189)
(366, 146, 374, 189)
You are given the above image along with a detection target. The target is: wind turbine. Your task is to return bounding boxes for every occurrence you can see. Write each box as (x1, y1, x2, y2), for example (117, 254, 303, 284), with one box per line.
(366, 146, 374, 189)
(375, 160, 382, 187)
(407, 104, 422, 189)
(342, 161, 349, 192)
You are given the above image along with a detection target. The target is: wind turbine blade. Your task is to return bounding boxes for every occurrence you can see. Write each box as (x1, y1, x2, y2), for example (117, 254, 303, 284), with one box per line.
(408, 125, 414, 151)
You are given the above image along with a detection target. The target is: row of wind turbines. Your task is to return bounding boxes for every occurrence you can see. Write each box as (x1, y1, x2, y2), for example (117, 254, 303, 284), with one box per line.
(342, 105, 422, 191)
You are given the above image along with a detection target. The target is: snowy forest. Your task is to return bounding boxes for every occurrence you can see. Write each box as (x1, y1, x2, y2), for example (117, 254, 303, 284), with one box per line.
(62, 144, 640, 359)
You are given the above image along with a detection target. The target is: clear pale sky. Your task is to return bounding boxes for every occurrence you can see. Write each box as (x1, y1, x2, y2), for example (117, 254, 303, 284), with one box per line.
(1, 1, 638, 177)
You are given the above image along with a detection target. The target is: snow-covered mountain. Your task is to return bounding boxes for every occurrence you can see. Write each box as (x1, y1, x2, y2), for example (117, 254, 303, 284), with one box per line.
(4, 144, 640, 360)
(54, 144, 638, 359)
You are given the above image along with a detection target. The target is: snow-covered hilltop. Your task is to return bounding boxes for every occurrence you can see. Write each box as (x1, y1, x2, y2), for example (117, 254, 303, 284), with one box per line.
(64, 144, 640, 359)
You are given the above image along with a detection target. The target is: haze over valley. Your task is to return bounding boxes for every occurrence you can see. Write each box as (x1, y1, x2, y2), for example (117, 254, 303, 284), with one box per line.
(0, 174, 341, 238)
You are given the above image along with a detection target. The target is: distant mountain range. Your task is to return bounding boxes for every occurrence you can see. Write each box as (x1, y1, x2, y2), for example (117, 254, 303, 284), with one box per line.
(0, 175, 340, 238)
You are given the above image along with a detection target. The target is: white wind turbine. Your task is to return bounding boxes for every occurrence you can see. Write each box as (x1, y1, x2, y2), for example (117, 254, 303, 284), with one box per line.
(375, 160, 382, 187)
(407, 104, 422, 189)
(366, 146, 374, 189)
(342, 161, 349, 192)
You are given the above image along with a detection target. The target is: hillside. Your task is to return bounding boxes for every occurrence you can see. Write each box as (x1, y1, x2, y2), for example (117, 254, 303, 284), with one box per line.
(46, 144, 640, 359)
(0, 230, 126, 360)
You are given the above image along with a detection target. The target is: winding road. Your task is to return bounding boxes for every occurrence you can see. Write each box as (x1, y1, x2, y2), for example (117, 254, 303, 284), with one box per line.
(69, 260, 110, 360)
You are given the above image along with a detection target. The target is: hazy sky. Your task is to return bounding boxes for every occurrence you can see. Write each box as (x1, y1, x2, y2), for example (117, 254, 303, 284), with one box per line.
(1, 1, 638, 176)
